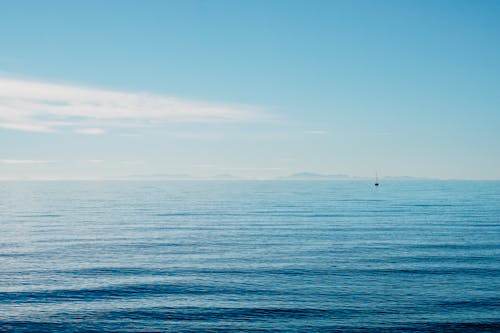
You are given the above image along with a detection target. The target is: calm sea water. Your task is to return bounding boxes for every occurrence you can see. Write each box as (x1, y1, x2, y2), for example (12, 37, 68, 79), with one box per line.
(0, 180, 499, 332)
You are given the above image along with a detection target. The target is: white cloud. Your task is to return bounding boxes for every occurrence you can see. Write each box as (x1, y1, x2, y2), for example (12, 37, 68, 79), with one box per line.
(0, 77, 263, 134)
(75, 128, 105, 135)
(0, 122, 55, 133)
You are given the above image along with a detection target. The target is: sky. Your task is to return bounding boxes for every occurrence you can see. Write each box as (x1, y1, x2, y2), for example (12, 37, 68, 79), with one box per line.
(1, 0, 499, 180)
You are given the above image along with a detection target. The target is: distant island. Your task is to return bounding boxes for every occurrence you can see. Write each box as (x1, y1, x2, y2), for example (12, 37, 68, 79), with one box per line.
(279, 172, 352, 180)
(126, 173, 193, 180)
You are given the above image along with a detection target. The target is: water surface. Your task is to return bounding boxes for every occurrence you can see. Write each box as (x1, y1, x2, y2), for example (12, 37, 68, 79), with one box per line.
(0, 180, 499, 332)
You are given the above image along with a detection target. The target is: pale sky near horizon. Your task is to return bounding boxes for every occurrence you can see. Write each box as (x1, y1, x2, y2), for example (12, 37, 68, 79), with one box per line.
(1, 0, 499, 180)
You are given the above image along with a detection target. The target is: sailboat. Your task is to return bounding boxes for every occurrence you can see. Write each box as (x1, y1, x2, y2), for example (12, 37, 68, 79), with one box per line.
(374, 173, 379, 187)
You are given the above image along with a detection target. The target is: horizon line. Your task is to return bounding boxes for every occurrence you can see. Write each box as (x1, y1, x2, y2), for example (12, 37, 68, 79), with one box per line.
(1, 176, 498, 181)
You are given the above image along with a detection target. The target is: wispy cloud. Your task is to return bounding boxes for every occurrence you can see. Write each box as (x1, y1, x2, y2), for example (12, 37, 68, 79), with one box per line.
(0, 77, 263, 134)
(0, 159, 55, 165)
(0, 122, 55, 133)
(75, 128, 106, 135)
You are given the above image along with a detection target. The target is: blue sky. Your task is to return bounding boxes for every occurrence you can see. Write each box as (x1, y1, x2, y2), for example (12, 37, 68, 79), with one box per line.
(1, 0, 499, 179)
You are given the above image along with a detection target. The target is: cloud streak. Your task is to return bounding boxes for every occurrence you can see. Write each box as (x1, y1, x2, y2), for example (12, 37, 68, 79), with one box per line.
(0, 77, 263, 134)
(75, 128, 106, 135)
(0, 159, 55, 165)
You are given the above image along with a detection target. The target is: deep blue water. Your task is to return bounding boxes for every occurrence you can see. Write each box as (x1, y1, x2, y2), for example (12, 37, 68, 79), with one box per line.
(0, 180, 499, 332)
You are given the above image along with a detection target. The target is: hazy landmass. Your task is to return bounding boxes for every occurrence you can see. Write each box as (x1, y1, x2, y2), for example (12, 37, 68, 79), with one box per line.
(126, 173, 193, 180)
(280, 172, 352, 180)
(382, 176, 433, 180)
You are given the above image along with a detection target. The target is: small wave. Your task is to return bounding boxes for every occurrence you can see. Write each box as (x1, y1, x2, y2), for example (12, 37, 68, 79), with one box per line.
(17, 214, 62, 218)
(406, 243, 500, 250)
(155, 212, 245, 217)
(106, 306, 333, 321)
(402, 267, 499, 275)
(0, 283, 280, 304)
(386, 322, 500, 333)
(437, 298, 500, 310)
(0, 253, 29, 258)
(1, 317, 498, 333)
(405, 204, 455, 208)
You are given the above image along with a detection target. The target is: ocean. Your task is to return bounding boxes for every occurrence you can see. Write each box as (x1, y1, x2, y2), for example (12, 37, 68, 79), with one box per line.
(0, 180, 499, 332)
